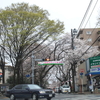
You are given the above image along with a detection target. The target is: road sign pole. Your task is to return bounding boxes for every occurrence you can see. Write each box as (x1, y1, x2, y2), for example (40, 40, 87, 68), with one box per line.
(80, 73, 84, 93)
(81, 78, 83, 93)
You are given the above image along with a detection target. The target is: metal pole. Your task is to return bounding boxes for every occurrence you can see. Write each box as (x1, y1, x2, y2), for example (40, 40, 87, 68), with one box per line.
(81, 78, 83, 93)
(32, 51, 34, 84)
(71, 29, 75, 92)
(71, 29, 74, 50)
(71, 29, 77, 92)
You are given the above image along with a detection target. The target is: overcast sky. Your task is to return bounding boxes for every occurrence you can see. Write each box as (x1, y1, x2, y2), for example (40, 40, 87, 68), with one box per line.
(0, 0, 100, 33)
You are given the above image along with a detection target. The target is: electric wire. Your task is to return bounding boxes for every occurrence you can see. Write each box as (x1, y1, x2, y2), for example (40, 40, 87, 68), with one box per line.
(76, 22, 99, 62)
(77, 0, 93, 34)
(79, 35, 100, 60)
(75, 22, 99, 62)
(83, 0, 99, 28)
(80, 0, 99, 41)
(75, 0, 99, 61)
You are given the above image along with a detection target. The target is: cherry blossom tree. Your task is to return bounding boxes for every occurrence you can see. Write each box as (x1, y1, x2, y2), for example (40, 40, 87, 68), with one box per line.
(46, 33, 99, 88)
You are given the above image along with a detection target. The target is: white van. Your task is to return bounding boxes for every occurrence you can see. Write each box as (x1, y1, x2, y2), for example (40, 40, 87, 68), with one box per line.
(61, 85, 71, 93)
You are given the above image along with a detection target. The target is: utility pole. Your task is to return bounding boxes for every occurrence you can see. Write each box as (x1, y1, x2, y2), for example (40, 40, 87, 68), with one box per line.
(32, 51, 35, 84)
(71, 28, 77, 92)
(71, 29, 74, 50)
(31, 52, 44, 84)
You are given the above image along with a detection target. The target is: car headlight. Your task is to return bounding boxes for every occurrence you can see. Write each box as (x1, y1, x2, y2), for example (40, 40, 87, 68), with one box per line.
(39, 91, 45, 94)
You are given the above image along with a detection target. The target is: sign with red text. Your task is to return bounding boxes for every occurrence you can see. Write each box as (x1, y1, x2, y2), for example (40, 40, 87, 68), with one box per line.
(38, 61, 63, 65)
(80, 69, 84, 73)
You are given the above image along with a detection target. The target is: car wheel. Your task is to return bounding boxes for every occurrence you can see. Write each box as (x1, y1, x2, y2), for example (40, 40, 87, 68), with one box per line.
(10, 94, 16, 100)
(47, 97, 51, 100)
(32, 94, 38, 100)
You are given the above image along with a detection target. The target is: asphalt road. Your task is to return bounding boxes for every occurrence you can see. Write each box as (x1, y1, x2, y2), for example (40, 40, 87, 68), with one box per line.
(1, 93, 100, 100)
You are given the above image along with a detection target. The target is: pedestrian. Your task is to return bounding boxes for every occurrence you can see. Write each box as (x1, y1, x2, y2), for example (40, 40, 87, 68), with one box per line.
(89, 84, 93, 93)
(59, 86, 62, 94)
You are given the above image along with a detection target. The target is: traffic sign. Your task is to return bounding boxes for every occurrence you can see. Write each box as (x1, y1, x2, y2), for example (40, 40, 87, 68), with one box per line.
(80, 73, 84, 78)
(26, 74, 30, 77)
(80, 73, 83, 75)
(38, 61, 63, 65)
(80, 69, 84, 73)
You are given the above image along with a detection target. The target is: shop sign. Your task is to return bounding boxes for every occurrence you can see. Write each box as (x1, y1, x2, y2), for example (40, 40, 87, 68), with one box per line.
(89, 56, 100, 68)
(38, 61, 63, 65)
(90, 68, 100, 72)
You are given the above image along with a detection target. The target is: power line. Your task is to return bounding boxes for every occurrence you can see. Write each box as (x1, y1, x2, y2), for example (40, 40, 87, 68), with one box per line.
(76, 0, 99, 60)
(83, 0, 99, 28)
(79, 36, 100, 60)
(77, 0, 93, 33)
(82, 0, 99, 44)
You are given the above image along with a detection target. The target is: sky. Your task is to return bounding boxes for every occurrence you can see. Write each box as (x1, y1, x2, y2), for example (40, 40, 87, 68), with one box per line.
(0, 0, 100, 33)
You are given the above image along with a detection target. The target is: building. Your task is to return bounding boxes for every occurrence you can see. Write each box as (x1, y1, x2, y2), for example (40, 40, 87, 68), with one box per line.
(0, 64, 13, 92)
(76, 28, 100, 93)
(77, 28, 100, 48)
(0, 65, 13, 84)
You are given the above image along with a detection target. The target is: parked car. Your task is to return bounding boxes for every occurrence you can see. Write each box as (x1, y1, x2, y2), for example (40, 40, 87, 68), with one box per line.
(61, 85, 70, 93)
(5, 84, 55, 100)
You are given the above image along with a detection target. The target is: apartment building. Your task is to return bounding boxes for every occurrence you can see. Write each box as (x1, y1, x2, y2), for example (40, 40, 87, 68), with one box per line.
(77, 28, 100, 47)
(76, 28, 100, 92)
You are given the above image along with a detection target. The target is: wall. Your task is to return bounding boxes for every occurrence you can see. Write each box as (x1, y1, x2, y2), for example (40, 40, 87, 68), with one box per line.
(77, 62, 88, 92)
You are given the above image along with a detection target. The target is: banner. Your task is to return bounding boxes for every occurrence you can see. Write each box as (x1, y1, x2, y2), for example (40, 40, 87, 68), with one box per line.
(38, 61, 63, 65)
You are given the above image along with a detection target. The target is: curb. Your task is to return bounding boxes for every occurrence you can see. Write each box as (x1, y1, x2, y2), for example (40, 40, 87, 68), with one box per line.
(71, 92, 100, 95)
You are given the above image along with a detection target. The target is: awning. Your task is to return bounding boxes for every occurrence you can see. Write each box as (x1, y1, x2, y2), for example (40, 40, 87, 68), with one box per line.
(85, 72, 100, 76)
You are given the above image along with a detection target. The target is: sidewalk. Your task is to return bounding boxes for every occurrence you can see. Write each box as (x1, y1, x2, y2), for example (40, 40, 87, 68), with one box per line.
(0, 95, 5, 99)
(72, 91, 100, 95)
(0, 93, 8, 99)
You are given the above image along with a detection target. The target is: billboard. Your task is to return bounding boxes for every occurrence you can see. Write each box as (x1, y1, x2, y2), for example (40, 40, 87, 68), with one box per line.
(89, 56, 100, 68)
(89, 56, 100, 73)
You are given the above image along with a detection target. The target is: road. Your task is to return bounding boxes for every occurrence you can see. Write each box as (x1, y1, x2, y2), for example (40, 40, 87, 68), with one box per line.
(1, 93, 100, 100)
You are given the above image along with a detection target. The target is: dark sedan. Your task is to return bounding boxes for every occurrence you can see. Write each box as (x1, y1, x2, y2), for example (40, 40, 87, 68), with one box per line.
(5, 84, 55, 100)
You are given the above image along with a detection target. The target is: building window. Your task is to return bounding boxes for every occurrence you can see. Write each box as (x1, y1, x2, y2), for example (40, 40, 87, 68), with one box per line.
(86, 31, 91, 34)
(87, 38, 92, 42)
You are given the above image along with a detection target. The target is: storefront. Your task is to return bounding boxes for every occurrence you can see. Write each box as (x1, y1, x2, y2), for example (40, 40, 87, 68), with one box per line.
(86, 56, 100, 92)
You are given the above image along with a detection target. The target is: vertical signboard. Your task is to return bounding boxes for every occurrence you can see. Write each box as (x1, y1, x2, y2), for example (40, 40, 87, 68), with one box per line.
(89, 56, 100, 73)
(86, 58, 90, 72)
(89, 56, 100, 68)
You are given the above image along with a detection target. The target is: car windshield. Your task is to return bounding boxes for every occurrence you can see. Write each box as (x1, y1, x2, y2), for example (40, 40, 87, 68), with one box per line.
(62, 85, 69, 88)
(28, 84, 42, 89)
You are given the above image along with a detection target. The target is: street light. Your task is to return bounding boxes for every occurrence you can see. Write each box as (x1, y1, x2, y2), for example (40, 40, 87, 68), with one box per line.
(71, 28, 77, 50)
